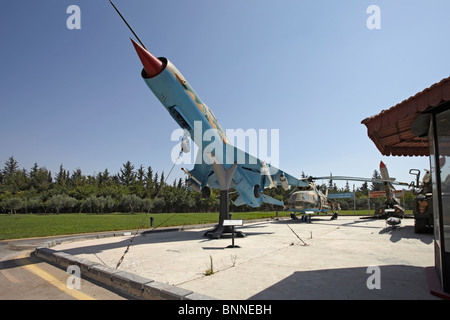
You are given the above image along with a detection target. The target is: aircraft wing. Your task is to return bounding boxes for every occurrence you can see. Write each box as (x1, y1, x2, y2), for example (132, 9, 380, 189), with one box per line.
(184, 143, 308, 207)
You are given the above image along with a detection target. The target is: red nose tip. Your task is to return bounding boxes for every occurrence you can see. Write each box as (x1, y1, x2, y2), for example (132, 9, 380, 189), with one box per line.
(130, 38, 164, 78)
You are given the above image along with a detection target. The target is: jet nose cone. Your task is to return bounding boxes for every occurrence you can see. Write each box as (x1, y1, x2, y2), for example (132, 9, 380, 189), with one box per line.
(130, 38, 164, 78)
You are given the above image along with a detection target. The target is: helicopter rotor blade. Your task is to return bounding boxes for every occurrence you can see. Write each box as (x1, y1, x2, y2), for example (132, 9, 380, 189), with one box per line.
(309, 175, 409, 186)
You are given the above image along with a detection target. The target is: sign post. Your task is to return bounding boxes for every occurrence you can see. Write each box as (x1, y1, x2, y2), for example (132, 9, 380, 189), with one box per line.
(223, 219, 243, 248)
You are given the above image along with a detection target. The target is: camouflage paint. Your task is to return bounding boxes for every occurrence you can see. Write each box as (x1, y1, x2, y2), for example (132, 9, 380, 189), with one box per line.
(166, 61, 229, 144)
(288, 183, 331, 213)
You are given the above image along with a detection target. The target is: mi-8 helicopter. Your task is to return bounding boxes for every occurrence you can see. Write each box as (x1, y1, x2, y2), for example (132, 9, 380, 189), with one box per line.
(286, 179, 340, 222)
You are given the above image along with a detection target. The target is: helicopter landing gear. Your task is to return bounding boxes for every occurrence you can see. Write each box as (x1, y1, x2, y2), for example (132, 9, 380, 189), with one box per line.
(301, 214, 312, 223)
(290, 212, 312, 223)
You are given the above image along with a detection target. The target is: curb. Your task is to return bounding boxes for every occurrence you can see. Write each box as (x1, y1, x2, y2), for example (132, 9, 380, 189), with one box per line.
(34, 231, 216, 300)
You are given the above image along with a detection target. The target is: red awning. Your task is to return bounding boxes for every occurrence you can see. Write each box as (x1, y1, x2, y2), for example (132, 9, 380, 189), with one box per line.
(361, 76, 450, 156)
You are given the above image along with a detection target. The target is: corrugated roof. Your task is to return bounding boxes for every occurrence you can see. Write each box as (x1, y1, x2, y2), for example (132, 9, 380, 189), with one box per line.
(361, 76, 450, 156)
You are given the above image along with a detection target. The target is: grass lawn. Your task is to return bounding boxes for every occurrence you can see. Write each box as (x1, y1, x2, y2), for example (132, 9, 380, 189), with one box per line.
(0, 209, 413, 240)
(0, 211, 285, 240)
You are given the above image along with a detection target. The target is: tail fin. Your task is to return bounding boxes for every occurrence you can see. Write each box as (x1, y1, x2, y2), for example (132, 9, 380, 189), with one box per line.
(233, 195, 247, 206)
(234, 194, 283, 207)
(260, 194, 284, 207)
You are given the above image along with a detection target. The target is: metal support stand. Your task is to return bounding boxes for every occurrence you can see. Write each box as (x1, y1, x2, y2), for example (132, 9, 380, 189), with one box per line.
(204, 161, 245, 239)
(226, 226, 241, 248)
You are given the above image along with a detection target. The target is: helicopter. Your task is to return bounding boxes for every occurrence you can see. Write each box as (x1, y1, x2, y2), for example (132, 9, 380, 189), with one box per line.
(287, 161, 410, 223)
(286, 179, 340, 223)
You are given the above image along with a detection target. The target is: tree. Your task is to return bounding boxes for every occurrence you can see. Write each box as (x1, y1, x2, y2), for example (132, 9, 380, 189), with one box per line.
(28, 164, 52, 193)
(120, 194, 142, 214)
(29, 163, 39, 188)
(177, 178, 183, 189)
(141, 198, 153, 213)
(55, 164, 68, 187)
(47, 194, 77, 214)
(96, 168, 106, 186)
(184, 193, 195, 211)
(163, 188, 176, 212)
(3, 156, 19, 177)
(371, 170, 383, 191)
(104, 196, 115, 213)
(4, 197, 23, 214)
(145, 166, 153, 191)
(71, 169, 85, 187)
(137, 165, 145, 185)
(36, 167, 52, 193)
(160, 171, 165, 188)
(358, 181, 369, 194)
(153, 172, 159, 191)
(83, 195, 99, 213)
(327, 173, 333, 190)
(152, 197, 165, 213)
(1, 157, 27, 193)
(21, 195, 42, 214)
(344, 181, 350, 192)
(119, 161, 136, 186)
(13, 169, 30, 191)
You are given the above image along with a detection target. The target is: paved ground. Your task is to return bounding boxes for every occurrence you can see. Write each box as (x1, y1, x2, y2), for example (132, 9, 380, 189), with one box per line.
(52, 216, 440, 300)
(0, 236, 131, 300)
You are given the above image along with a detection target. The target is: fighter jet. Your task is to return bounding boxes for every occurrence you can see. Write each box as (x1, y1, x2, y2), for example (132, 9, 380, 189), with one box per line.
(110, 2, 308, 210)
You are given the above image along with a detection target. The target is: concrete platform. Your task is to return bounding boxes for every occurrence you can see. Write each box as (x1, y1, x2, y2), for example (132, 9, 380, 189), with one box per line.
(49, 216, 440, 300)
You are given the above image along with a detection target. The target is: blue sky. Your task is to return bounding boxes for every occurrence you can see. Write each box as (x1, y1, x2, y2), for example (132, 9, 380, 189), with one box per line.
(1, 0, 448, 189)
